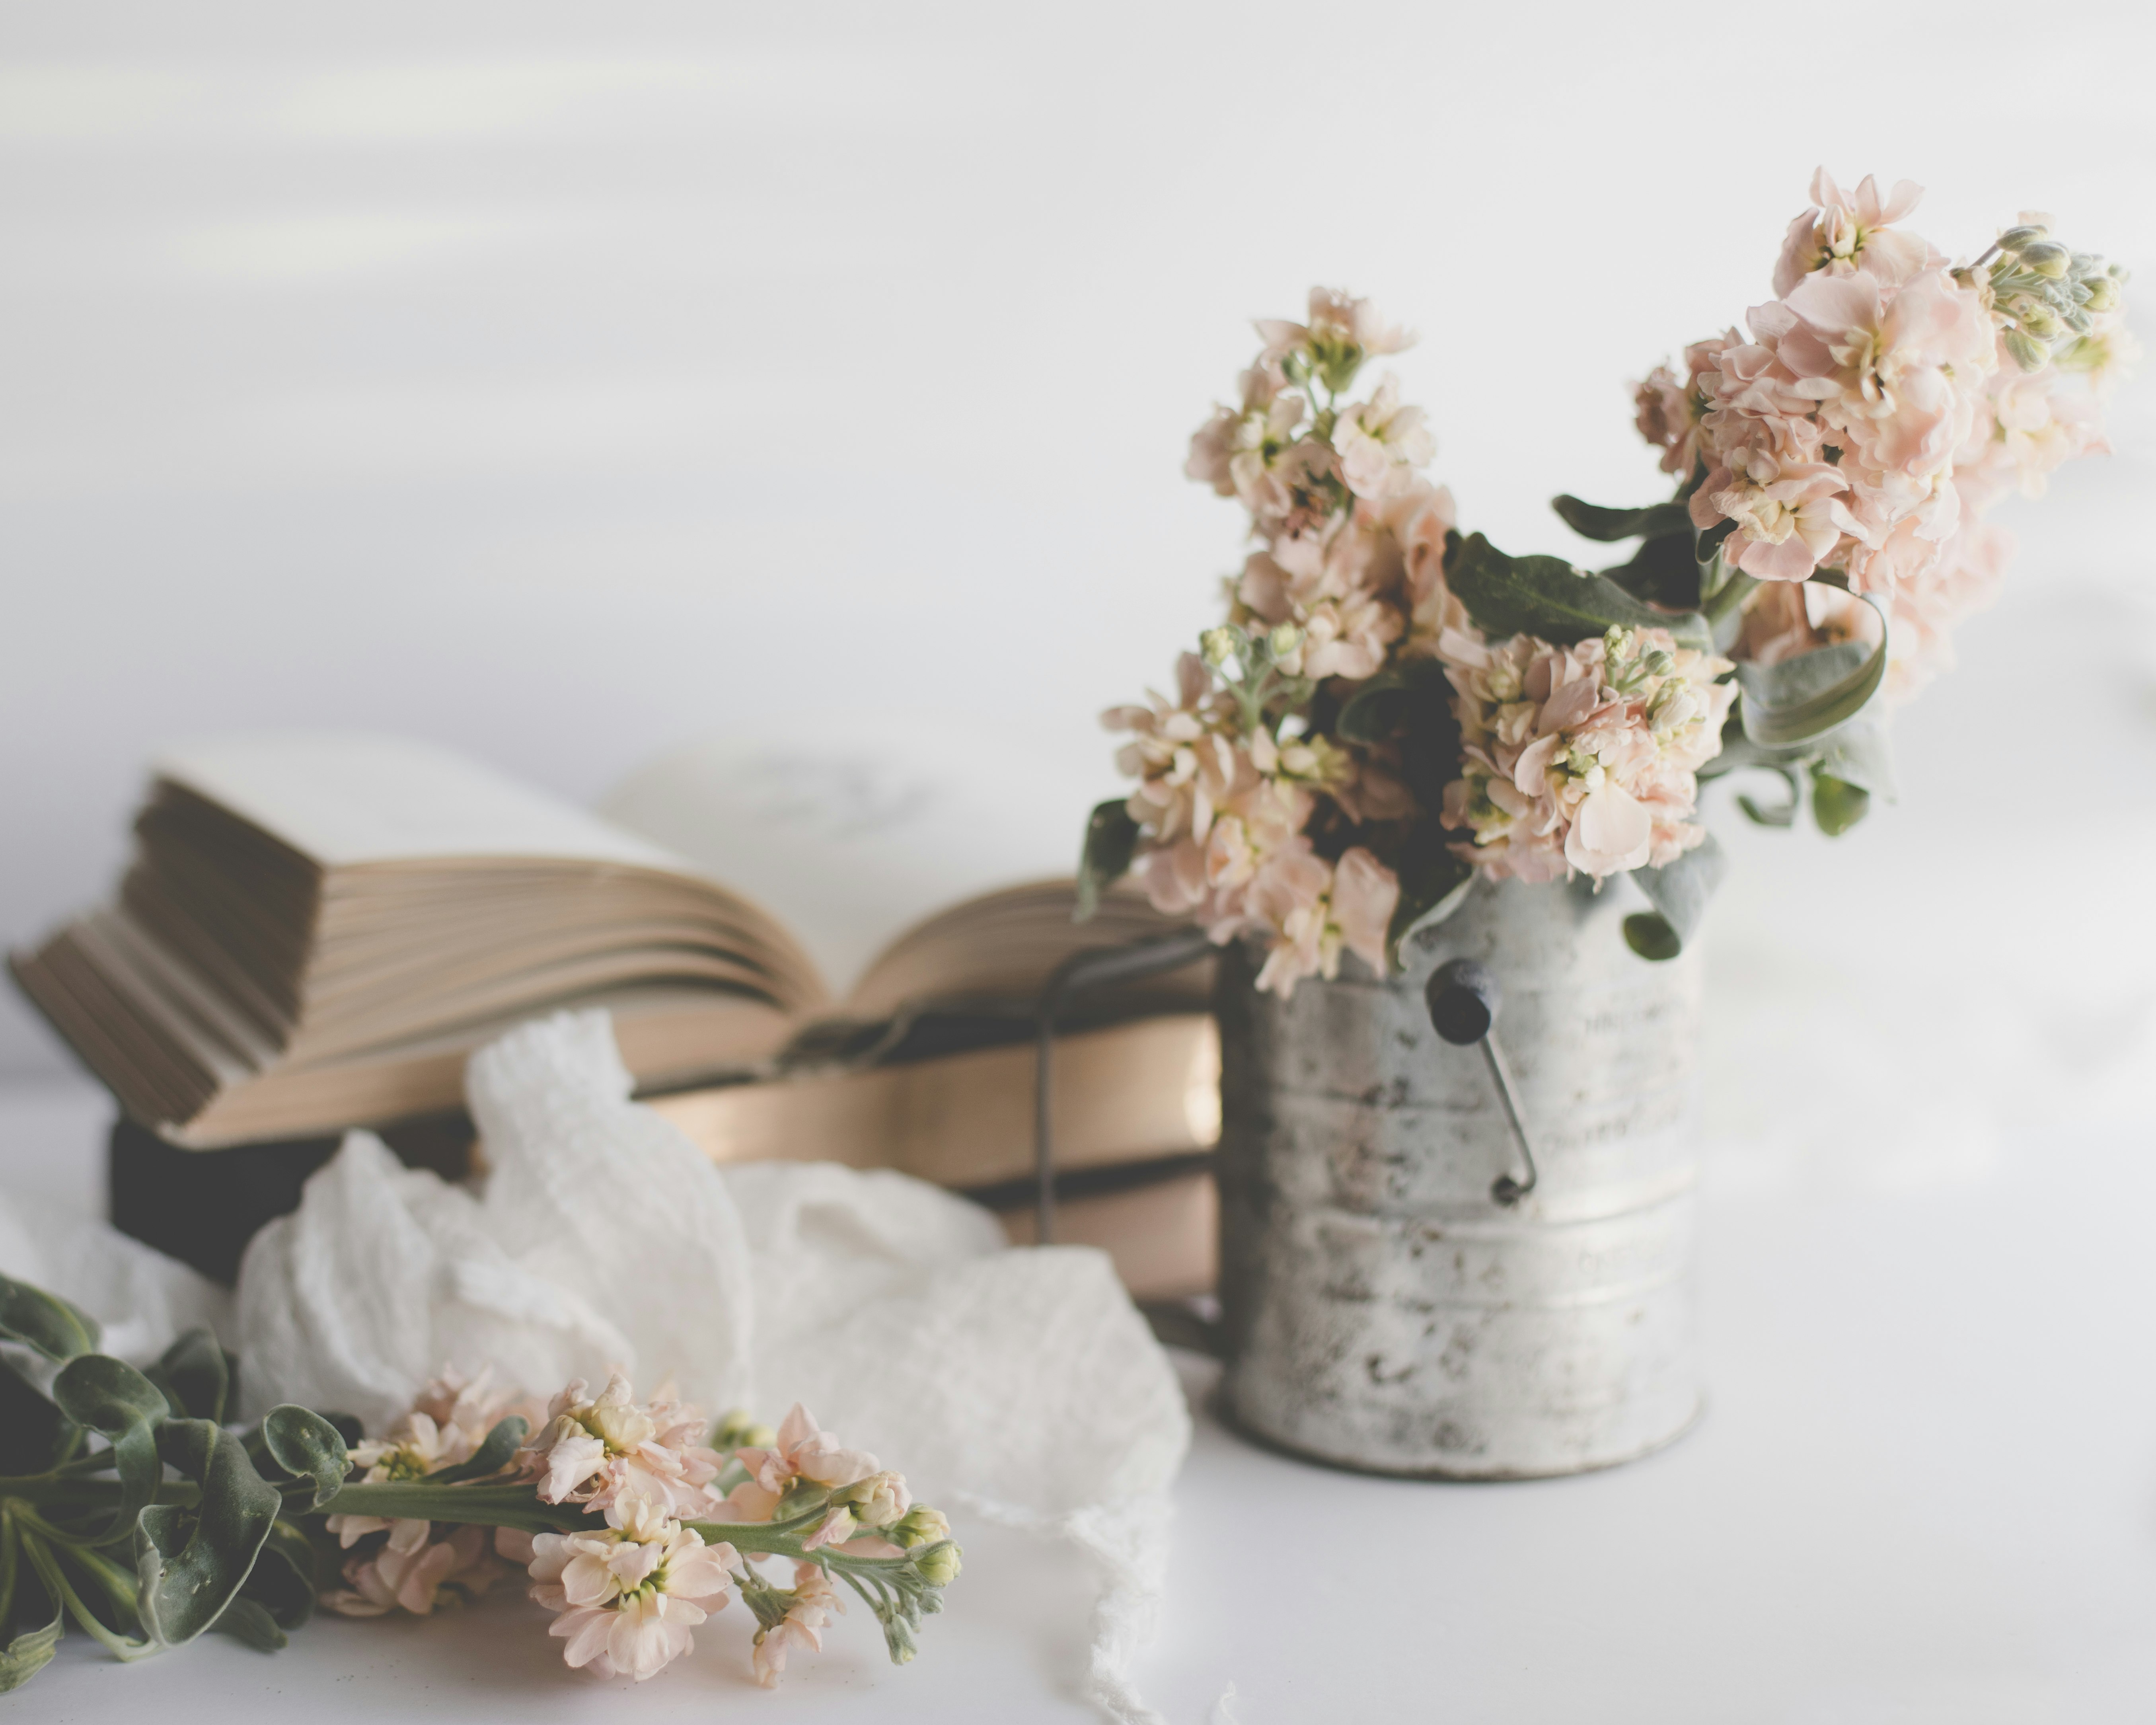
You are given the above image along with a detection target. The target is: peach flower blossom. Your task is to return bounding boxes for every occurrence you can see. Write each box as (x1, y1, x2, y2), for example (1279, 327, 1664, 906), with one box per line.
(1696, 452, 1859, 583)
(1773, 168, 1934, 298)
(324, 1519, 505, 1618)
(1333, 375, 1434, 500)
(527, 1495, 738, 1683)
(1772, 268, 1994, 492)
(319, 1364, 540, 1616)
(733, 1404, 881, 1497)
(1186, 357, 1302, 503)
(1885, 515, 2012, 699)
(517, 1371, 725, 1520)
(1255, 286, 1414, 368)
(1242, 841, 1398, 996)
(1437, 628, 1733, 883)
(752, 1561, 842, 1688)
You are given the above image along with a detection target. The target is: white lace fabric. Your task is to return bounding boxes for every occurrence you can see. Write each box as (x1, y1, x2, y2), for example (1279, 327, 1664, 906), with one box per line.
(234, 1010, 1191, 1721)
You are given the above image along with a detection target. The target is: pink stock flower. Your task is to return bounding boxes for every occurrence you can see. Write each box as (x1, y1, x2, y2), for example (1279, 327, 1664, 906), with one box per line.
(1330, 848, 1400, 973)
(1885, 513, 2014, 699)
(1239, 519, 1411, 682)
(752, 1562, 842, 1688)
(734, 1404, 881, 1498)
(1632, 364, 1694, 477)
(1772, 268, 1994, 488)
(1696, 452, 1857, 582)
(1383, 481, 1463, 638)
(528, 1495, 738, 1683)
(1186, 358, 1302, 502)
(1438, 628, 1733, 884)
(319, 1364, 538, 1609)
(324, 1520, 505, 1618)
(518, 1371, 725, 1520)
(1243, 841, 1398, 996)
(1110, 667, 1242, 849)
(1773, 168, 1933, 298)
(1256, 286, 1414, 367)
(1967, 363, 2110, 500)
(1333, 375, 1435, 500)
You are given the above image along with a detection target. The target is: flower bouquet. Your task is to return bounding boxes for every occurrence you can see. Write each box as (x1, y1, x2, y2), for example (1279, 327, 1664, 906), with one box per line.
(1082, 171, 2131, 1480)
(1079, 170, 2131, 980)
(0, 1273, 958, 1691)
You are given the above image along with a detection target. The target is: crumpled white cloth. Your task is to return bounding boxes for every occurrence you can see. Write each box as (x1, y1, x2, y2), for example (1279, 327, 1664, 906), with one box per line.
(235, 1009, 1191, 1722)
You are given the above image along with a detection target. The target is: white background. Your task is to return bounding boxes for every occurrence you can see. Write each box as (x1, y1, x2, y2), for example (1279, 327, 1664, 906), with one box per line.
(4, 0, 2152, 1076)
(5, 8, 2156, 1716)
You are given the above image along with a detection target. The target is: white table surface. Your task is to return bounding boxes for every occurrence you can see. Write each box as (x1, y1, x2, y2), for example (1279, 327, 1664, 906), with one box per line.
(5, 1056, 2154, 1725)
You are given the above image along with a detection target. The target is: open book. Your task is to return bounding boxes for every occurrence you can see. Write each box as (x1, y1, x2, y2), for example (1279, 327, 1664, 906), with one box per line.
(12, 730, 1209, 1149)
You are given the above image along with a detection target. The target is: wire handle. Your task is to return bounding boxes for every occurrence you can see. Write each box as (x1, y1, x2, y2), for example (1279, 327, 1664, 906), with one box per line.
(1424, 958, 1539, 1207)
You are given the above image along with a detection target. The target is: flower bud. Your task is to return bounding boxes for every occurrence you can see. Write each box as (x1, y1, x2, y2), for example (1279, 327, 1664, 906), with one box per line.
(1996, 224, 2046, 252)
(915, 1542, 963, 1587)
(1199, 626, 1243, 669)
(2001, 329, 2049, 373)
(1642, 649, 1674, 677)
(2019, 241, 2070, 279)
(2018, 306, 2063, 341)
(1266, 622, 1305, 662)
(712, 1410, 776, 1453)
(2083, 275, 2120, 313)
(896, 1505, 950, 1550)
(836, 1470, 911, 1528)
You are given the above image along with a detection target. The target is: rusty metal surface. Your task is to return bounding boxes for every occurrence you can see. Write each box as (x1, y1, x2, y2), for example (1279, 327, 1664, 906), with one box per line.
(1215, 876, 1704, 1478)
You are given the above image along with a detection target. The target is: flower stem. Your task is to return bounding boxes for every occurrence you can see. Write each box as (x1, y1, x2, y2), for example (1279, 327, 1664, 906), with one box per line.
(1701, 571, 1759, 632)
(314, 1481, 590, 1533)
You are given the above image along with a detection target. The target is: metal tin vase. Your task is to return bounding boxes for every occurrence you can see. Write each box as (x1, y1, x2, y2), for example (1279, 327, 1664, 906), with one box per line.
(1214, 876, 1704, 1478)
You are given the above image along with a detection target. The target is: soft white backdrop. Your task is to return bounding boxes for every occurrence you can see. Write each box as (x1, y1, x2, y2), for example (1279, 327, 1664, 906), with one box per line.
(3, 0, 2153, 1078)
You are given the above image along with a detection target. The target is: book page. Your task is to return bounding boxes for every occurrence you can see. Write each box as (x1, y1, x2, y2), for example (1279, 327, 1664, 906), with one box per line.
(600, 718, 1119, 1002)
(157, 733, 689, 872)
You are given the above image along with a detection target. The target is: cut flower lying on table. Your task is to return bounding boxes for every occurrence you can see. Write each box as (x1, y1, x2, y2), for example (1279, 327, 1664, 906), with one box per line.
(0, 1273, 960, 1693)
(1080, 173, 2132, 986)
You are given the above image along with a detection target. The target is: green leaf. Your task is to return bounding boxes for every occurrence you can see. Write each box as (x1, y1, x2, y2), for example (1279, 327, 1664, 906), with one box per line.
(1622, 833, 1728, 961)
(1550, 495, 1694, 542)
(1811, 766, 1871, 836)
(134, 1419, 281, 1648)
(51, 1356, 169, 1541)
(1385, 847, 1475, 970)
(0, 1275, 98, 1364)
(145, 1327, 232, 1425)
(0, 1604, 61, 1694)
(1621, 912, 1683, 961)
(425, 1414, 528, 1485)
(237, 1521, 318, 1632)
(1449, 532, 1710, 651)
(0, 1359, 70, 1476)
(1817, 717, 1897, 800)
(1074, 798, 1139, 923)
(1601, 531, 1703, 610)
(208, 1594, 286, 1652)
(1735, 765, 1803, 828)
(259, 1405, 351, 1509)
(1337, 659, 1455, 747)
(1734, 598, 1888, 748)
(1335, 670, 1409, 743)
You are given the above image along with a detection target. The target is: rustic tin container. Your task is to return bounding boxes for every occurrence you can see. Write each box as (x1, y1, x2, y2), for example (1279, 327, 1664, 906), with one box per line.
(1214, 876, 1704, 1478)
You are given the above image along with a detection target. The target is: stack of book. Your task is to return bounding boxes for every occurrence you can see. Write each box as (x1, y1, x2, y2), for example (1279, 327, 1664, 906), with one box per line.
(12, 732, 1219, 1298)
